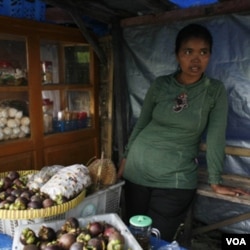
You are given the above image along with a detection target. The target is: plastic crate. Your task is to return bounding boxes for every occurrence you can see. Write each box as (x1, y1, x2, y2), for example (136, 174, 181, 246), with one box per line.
(0, 0, 46, 21)
(0, 212, 72, 238)
(66, 181, 125, 218)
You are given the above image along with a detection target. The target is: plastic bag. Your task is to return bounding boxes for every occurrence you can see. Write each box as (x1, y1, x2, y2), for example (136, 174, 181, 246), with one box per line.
(27, 165, 64, 190)
(40, 164, 91, 200)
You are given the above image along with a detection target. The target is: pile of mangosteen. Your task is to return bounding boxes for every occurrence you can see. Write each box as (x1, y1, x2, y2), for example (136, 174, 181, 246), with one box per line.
(0, 171, 60, 210)
(20, 217, 126, 250)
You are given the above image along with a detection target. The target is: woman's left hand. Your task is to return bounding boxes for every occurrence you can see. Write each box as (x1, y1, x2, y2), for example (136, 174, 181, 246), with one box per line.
(211, 184, 250, 197)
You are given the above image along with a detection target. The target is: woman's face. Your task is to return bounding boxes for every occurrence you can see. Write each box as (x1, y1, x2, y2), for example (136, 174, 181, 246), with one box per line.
(176, 37, 211, 83)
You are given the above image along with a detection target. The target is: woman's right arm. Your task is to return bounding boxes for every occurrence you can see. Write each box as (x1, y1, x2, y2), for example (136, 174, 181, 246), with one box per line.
(123, 80, 159, 158)
(117, 158, 126, 180)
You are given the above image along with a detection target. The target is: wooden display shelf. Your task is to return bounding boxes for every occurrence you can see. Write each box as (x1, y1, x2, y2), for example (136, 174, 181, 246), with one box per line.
(0, 16, 100, 171)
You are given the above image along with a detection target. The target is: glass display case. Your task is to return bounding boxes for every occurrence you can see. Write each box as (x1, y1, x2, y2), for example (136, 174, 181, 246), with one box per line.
(0, 16, 99, 171)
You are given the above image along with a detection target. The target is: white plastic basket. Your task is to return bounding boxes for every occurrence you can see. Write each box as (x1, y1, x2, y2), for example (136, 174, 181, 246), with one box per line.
(66, 180, 125, 218)
(12, 213, 143, 250)
(0, 214, 66, 239)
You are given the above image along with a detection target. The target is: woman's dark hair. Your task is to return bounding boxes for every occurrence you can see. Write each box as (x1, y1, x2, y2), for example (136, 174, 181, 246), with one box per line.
(175, 23, 213, 54)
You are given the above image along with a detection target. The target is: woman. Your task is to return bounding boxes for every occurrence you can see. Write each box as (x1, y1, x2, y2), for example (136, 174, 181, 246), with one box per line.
(118, 23, 248, 241)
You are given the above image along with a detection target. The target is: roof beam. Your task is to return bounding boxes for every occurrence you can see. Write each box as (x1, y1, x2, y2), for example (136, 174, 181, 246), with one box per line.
(69, 10, 107, 64)
(120, 0, 250, 27)
(44, 0, 115, 23)
(136, 0, 173, 12)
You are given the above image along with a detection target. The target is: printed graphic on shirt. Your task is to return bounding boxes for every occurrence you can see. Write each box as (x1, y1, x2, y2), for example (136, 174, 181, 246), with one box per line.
(173, 92, 188, 112)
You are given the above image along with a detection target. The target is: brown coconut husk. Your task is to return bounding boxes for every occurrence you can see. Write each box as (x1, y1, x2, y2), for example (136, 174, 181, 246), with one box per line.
(87, 152, 117, 191)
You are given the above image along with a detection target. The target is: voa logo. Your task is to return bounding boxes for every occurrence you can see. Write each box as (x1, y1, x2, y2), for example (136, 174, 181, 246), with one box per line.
(226, 238, 247, 246)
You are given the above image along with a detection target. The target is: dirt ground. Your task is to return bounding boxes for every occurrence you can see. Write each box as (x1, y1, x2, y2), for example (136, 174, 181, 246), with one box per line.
(191, 229, 222, 249)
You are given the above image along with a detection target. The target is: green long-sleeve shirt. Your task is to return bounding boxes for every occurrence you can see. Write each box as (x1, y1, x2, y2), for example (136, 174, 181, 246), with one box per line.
(123, 73, 228, 189)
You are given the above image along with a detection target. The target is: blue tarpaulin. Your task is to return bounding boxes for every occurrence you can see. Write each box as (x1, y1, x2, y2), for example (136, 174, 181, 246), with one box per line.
(169, 0, 218, 8)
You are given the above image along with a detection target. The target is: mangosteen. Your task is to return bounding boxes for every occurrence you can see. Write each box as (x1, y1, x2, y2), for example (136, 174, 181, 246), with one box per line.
(61, 217, 79, 233)
(57, 233, 76, 250)
(21, 190, 33, 200)
(11, 188, 22, 197)
(69, 242, 84, 250)
(87, 237, 106, 250)
(15, 196, 29, 209)
(20, 228, 38, 245)
(0, 190, 8, 200)
(42, 198, 55, 208)
(5, 187, 14, 195)
(76, 230, 91, 243)
(27, 200, 43, 209)
(87, 221, 104, 237)
(13, 178, 25, 188)
(6, 195, 16, 203)
(7, 171, 20, 181)
(103, 224, 119, 239)
(108, 231, 125, 244)
(0, 200, 10, 209)
(3, 177, 12, 189)
(19, 175, 29, 186)
(16, 196, 29, 204)
(38, 225, 57, 242)
(30, 194, 44, 203)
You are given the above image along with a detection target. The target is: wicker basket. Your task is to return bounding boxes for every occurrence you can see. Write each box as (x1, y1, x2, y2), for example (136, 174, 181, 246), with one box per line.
(0, 170, 86, 236)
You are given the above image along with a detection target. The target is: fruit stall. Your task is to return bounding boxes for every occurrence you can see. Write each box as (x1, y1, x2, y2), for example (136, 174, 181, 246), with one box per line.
(0, 162, 188, 250)
(1, 0, 249, 249)
(0, 164, 185, 250)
